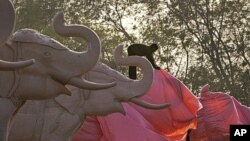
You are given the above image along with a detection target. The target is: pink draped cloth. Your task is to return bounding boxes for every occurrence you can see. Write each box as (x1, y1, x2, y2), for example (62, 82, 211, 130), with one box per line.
(72, 69, 202, 141)
(190, 85, 250, 141)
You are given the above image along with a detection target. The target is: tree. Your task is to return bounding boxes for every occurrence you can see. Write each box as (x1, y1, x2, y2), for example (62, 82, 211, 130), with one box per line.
(13, 0, 250, 104)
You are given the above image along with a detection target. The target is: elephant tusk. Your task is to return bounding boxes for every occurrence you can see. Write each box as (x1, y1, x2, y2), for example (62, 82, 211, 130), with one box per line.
(0, 59, 35, 70)
(129, 97, 171, 110)
(67, 77, 116, 90)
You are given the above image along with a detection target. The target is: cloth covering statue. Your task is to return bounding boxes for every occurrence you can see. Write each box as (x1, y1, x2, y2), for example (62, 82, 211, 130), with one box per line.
(72, 44, 202, 141)
(189, 84, 250, 141)
(72, 44, 250, 141)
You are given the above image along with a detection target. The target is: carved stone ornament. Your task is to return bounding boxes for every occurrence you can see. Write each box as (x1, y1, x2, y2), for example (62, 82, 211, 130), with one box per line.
(0, 0, 116, 141)
(9, 45, 169, 141)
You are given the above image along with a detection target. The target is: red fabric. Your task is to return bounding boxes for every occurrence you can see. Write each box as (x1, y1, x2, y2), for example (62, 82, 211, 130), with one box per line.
(128, 69, 202, 140)
(73, 103, 168, 141)
(72, 69, 202, 141)
(190, 84, 250, 141)
(98, 103, 169, 141)
(73, 117, 103, 141)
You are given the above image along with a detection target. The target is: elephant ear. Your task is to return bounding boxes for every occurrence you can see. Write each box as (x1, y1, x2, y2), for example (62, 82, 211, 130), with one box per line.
(54, 85, 85, 119)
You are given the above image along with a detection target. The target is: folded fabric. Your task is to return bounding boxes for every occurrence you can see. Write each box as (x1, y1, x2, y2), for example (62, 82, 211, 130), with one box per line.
(128, 69, 202, 140)
(190, 84, 250, 141)
(72, 69, 202, 141)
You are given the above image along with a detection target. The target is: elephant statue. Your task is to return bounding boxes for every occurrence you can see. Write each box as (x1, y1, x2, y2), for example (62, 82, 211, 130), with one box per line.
(8, 45, 169, 141)
(0, 0, 35, 70)
(0, 1, 116, 140)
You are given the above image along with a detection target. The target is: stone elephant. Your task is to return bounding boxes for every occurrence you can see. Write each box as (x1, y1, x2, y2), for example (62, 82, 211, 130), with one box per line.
(0, 1, 116, 140)
(9, 45, 169, 141)
(0, 0, 35, 70)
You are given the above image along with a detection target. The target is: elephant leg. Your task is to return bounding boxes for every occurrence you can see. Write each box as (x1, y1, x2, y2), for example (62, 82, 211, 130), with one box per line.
(0, 98, 16, 141)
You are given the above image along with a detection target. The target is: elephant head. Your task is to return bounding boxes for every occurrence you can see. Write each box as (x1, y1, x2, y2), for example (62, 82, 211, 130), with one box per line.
(1, 1, 115, 140)
(0, 10, 116, 100)
(56, 45, 170, 116)
(0, 0, 35, 70)
(8, 45, 169, 141)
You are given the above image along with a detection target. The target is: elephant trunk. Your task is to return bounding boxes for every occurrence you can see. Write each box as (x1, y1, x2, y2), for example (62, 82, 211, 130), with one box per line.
(115, 45, 170, 110)
(53, 12, 100, 74)
(53, 12, 116, 90)
(114, 45, 153, 98)
(0, 0, 35, 70)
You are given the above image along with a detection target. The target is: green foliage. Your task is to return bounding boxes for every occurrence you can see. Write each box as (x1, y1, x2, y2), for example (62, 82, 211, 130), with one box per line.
(14, 0, 250, 105)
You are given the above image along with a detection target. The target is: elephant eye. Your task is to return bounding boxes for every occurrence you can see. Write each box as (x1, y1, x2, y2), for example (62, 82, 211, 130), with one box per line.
(43, 51, 52, 57)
